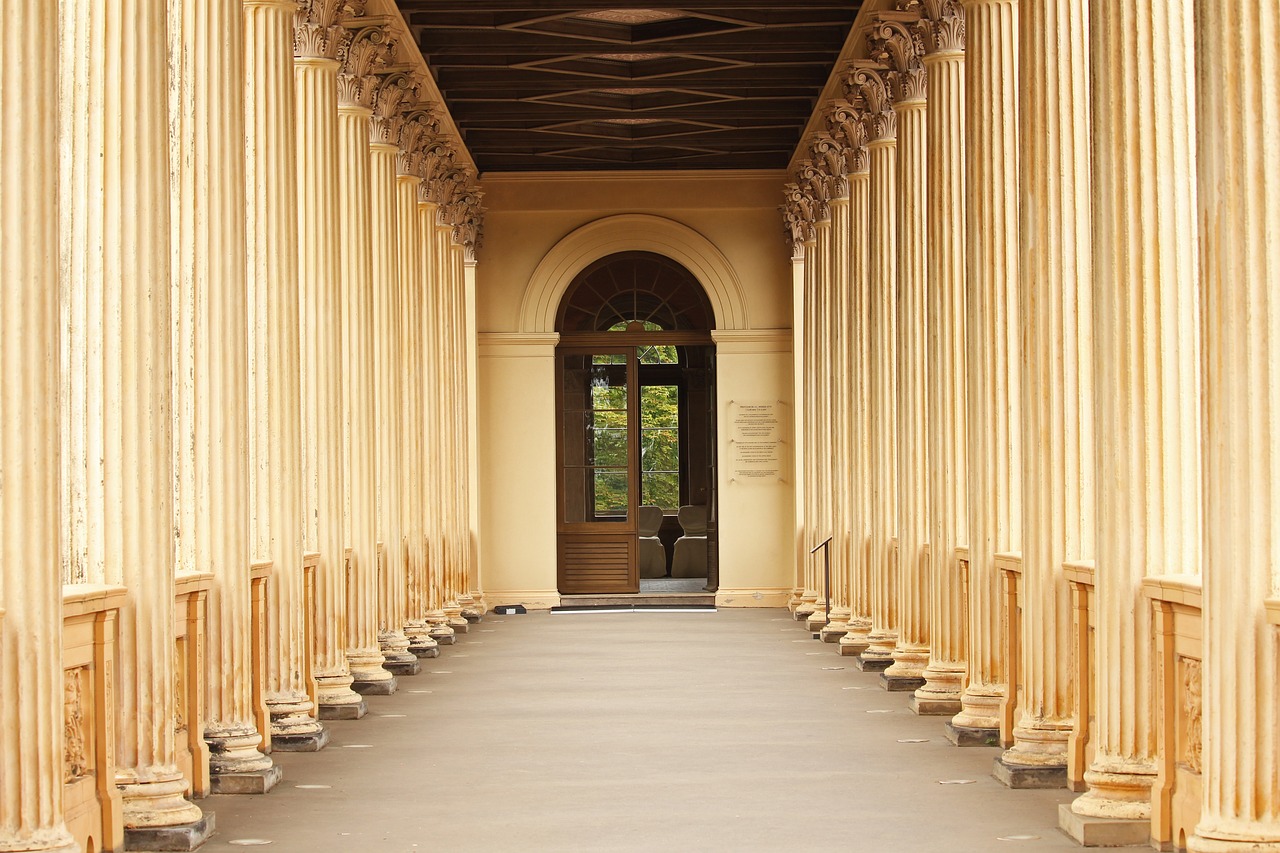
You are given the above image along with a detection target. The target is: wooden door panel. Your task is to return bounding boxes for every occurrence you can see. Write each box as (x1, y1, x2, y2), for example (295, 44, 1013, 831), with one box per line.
(557, 534, 638, 594)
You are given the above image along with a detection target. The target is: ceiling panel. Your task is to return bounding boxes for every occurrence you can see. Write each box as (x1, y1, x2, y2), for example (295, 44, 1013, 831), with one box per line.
(396, 2, 862, 173)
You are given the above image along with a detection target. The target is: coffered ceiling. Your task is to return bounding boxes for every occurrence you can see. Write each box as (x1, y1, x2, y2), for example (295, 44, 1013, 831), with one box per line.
(396, 2, 863, 173)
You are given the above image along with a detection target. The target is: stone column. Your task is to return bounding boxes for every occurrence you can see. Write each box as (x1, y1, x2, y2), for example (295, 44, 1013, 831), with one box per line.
(1066, 0, 1200, 832)
(442, 231, 471, 632)
(336, 26, 397, 696)
(877, 17, 932, 693)
(827, 104, 874, 656)
(59, 0, 211, 840)
(998, 0, 1091, 788)
(168, 0, 280, 793)
(795, 219, 820, 623)
(461, 233, 485, 619)
(950, 0, 1020, 746)
(294, 2, 365, 720)
(0, 1, 78, 848)
(915, 0, 969, 717)
(245, 0, 328, 751)
(850, 66, 900, 672)
(812, 137, 853, 643)
(1189, 4, 1280, 850)
(782, 187, 813, 617)
(370, 79, 430, 664)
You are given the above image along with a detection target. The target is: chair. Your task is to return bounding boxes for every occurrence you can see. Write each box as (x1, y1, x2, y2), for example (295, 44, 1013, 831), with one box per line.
(638, 505, 667, 578)
(671, 505, 708, 578)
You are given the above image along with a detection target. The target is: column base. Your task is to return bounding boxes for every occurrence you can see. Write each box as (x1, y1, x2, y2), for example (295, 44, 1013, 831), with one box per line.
(839, 641, 869, 656)
(209, 765, 285, 796)
(1188, 833, 1280, 852)
(318, 698, 368, 720)
(272, 727, 331, 752)
(794, 604, 817, 621)
(819, 622, 849, 643)
(910, 695, 962, 716)
(383, 657, 422, 676)
(805, 612, 830, 633)
(855, 654, 893, 672)
(993, 754, 1067, 789)
(428, 629, 456, 646)
(352, 674, 398, 696)
(410, 643, 441, 658)
(1058, 803, 1150, 847)
(880, 673, 926, 692)
(944, 722, 1001, 747)
(124, 813, 215, 852)
(461, 608, 483, 624)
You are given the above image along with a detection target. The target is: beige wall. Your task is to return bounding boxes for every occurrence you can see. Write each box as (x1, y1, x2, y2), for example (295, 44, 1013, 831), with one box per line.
(476, 170, 795, 607)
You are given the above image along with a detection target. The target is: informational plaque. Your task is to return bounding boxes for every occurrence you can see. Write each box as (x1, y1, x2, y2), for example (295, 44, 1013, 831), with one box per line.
(730, 401, 785, 483)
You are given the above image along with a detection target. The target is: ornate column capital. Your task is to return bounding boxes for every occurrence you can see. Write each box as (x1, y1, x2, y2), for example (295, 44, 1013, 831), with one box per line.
(825, 99, 871, 175)
(336, 24, 393, 109)
(795, 156, 833, 222)
(294, 0, 349, 60)
(916, 0, 966, 55)
(396, 108, 441, 176)
(370, 72, 419, 146)
(780, 181, 818, 257)
(843, 63, 898, 143)
(447, 186, 486, 259)
(809, 131, 852, 199)
(870, 14, 928, 104)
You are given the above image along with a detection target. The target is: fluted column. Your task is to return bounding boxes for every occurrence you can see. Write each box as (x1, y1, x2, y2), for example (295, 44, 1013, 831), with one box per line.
(1069, 0, 1201, 823)
(428, 197, 460, 644)
(825, 106, 873, 655)
(169, 0, 279, 791)
(915, 0, 969, 716)
(879, 19, 932, 691)
(245, 0, 327, 750)
(796, 226, 820, 622)
(852, 67, 900, 670)
(59, 0, 210, 836)
(0, 1, 77, 848)
(951, 0, 1019, 742)
(1188, 4, 1280, 850)
(442, 236, 471, 631)
(294, 4, 364, 719)
(336, 29, 397, 695)
(369, 83, 427, 663)
(998, 0, 1091, 786)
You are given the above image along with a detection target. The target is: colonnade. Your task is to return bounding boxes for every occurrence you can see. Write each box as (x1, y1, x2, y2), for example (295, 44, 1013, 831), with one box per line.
(786, 1, 1280, 849)
(1, 0, 484, 850)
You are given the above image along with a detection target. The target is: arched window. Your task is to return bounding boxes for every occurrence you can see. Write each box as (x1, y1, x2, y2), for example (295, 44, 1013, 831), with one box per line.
(556, 251, 714, 334)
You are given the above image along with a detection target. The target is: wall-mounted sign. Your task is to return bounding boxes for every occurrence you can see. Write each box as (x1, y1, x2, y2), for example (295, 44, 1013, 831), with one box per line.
(730, 401, 785, 483)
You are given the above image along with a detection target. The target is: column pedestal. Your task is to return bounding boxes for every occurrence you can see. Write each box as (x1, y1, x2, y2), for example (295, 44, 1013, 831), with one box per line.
(205, 727, 283, 795)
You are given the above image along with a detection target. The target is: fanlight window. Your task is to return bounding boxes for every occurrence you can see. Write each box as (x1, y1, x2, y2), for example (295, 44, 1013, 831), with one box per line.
(556, 251, 714, 334)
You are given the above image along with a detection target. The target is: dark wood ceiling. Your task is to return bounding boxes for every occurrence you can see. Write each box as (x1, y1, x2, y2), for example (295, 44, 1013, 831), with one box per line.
(397, 2, 862, 173)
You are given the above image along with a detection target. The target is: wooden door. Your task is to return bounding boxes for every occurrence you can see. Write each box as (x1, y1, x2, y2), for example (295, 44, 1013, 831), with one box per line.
(556, 348, 640, 593)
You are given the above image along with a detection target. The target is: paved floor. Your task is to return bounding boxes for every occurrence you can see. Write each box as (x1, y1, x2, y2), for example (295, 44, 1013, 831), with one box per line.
(200, 609, 1081, 853)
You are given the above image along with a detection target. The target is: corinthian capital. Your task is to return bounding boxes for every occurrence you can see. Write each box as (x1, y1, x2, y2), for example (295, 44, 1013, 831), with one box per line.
(795, 157, 832, 222)
(870, 16, 927, 103)
(809, 133, 851, 199)
(916, 0, 965, 54)
(825, 100, 870, 175)
(370, 72, 419, 145)
(396, 108, 441, 176)
(295, 0, 348, 60)
(428, 169, 468, 209)
(780, 183, 817, 255)
(337, 25, 392, 108)
(845, 64, 897, 142)
(448, 186, 486, 258)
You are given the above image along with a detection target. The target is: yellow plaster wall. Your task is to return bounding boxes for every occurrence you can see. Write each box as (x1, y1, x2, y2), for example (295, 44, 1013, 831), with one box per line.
(476, 170, 795, 607)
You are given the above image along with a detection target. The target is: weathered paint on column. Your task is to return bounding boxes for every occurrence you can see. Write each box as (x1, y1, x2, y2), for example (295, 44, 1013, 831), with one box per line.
(336, 27, 396, 694)
(294, 2, 364, 718)
(952, 0, 1020, 740)
(1189, 3, 1280, 849)
(851, 66, 900, 668)
(999, 0, 1092, 784)
(916, 0, 969, 715)
(0, 0, 78, 846)
(1072, 0, 1201, 823)
(168, 0, 279, 789)
(245, 0, 327, 749)
(878, 17, 932, 689)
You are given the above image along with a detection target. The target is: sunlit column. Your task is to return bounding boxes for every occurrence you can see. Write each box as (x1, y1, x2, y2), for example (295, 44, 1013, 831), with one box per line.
(0, 0, 78, 847)
(245, 0, 327, 750)
(827, 105, 874, 656)
(294, 1, 364, 719)
(951, 0, 1020, 743)
(1069, 0, 1201, 824)
(169, 0, 279, 790)
(877, 17, 932, 691)
(999, 0, 1091, 786)
(1188, 3, 1280, 850)
(850, 66, 900, 671)
(336, 26, 396, 695)
(915, 0, 969, 716)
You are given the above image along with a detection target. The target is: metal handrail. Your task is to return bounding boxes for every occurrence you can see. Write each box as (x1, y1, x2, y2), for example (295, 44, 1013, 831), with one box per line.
(809, 535, 833, 628)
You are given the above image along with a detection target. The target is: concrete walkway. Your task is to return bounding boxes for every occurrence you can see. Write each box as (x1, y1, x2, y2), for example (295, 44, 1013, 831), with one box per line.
(200, 609, 1081, 852)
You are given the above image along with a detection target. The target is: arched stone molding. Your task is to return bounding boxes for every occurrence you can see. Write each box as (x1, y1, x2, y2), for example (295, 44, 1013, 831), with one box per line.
(518, 214, 750, 333)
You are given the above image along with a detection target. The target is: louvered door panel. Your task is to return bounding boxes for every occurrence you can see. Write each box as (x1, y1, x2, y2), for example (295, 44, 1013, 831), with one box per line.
(558, 534, 638, 594)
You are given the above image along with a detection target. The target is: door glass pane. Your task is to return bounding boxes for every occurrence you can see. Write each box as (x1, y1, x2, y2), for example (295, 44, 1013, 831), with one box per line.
(562, 352, 629, 523)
